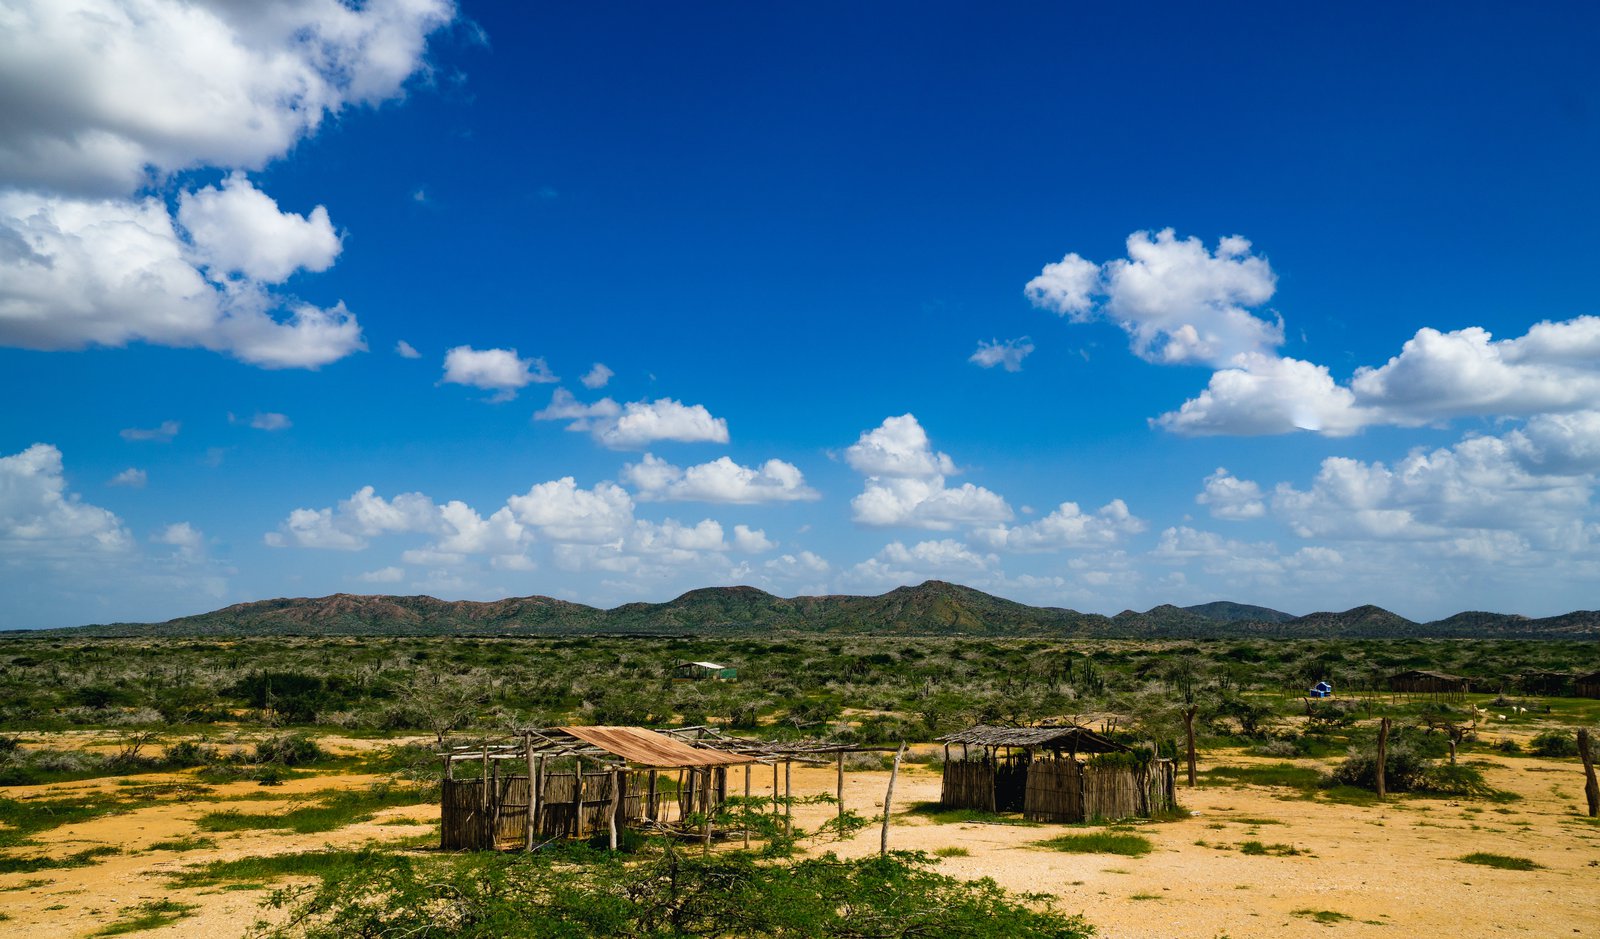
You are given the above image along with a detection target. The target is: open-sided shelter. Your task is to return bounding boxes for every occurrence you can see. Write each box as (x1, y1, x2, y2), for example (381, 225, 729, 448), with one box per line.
(937, 724, 1176, 823)
(673, 661, 738, 681)
(439, 725, 892, 851)
(440, 726, 756, 851)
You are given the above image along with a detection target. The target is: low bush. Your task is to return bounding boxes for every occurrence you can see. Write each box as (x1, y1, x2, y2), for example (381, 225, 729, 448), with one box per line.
(1036, 832, 1153, 857)
(254, 733, 327, 766)
(1528, 731, 1578, 758)
(255, 847, 1095, 938)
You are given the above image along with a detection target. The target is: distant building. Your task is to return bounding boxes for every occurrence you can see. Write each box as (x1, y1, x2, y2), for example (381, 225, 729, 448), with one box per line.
(1308, 681, 1333, 698)
(1576, 670, 1600, 700)
(1516, 670, 1574, 697)
(1387, 669, 1470, 695)
(673, 661, 738, 682)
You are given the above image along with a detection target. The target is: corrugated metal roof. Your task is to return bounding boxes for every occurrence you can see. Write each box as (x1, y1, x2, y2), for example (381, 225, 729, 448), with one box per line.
(557, 726, 757, 768)
(677, 661, 729, 670)
(937, 724, 1130, 753)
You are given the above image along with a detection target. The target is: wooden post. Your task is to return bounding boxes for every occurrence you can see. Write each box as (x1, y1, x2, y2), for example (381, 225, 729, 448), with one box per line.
(1376, 717, 1391, 802)
(647, 769, 658, 822)
(700, 764, 713, 855)
(1183, 705, 1198, 788)
(489, 755, 502, 850)
(743, 763, 752, 848)
(771, 761, 780, 818)
(480, 742, 490, 850)
(784, 759, 793, 835)
(880, 742, 907, 856)
(573, 756, 584, 838)
(531, 753, 544, 849)
(836, 750, 845, 821)
(443, 754, 453, 781)
(525, 739, 536, 851)
(1579, 729, 1599, 818)
(608, 768, 621, 851)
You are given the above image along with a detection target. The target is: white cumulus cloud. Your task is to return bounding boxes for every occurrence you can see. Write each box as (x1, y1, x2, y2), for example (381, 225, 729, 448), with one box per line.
(0, 0, 453, 368)
(845, 415, 1010, 530)
(0, 443, 132, 557)
(1196, 468, 1266, 520)
(0, 0, 455, 196)
(1028, 229, 1281, 366)
(623, 453, 818, 504)
(535, 390, 729, 450)
(506, 477, 635, 543)
(581, 362, 614, 389)
(178, 173, 341, 283)
(971, 500, 1144, 551)
(442, 346, 557, 400)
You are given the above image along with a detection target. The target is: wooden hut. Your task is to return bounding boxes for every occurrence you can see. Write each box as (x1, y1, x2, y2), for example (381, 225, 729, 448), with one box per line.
(439, 725, 890, 851)
(1577, 670, 1600, 700)
(440, 726, 756, 851)
(1517, 670, 1574, 697)
(1387, 669, 1471, 696)
(937, 724, 1176, 823)
(673, 661, 738, 681)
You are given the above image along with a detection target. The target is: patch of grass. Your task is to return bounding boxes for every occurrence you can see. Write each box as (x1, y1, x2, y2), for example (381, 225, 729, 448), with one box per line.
(91, 899, 198, 936)
(903, 801, 1041, 826)
(1458, 852, 1542, 871)
(0, 796, 130, 847)
(1128, 892, 1162, 900)
(145, 836, 217, 853)
(932, 846, 969, 857)
(195, 784, 426, 835)
(1237, 840, 1301, 856)
(0, 877, 51, 892)
(1225, 816, 1285, 826)
(1292, 908, 1352, 924)
(1203, 763, 1323, 790)
(1036, 832, 1153, 857)
(0, 845, 120, 874)
(167, 849, 369, 888)
(1318, 785, 1380, 806)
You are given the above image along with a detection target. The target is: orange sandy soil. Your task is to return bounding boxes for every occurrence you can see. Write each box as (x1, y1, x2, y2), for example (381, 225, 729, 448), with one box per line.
(2, 732, 1598, 938)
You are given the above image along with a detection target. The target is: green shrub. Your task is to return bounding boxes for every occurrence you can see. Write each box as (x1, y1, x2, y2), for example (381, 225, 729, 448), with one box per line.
(254, 733, 326, 766)
(255, 848, 1095, 938)
(1529, 731, 1578, 758)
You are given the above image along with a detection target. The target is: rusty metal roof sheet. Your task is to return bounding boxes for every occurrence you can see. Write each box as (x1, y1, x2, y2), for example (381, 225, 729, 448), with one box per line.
(556, 726, 758, 768)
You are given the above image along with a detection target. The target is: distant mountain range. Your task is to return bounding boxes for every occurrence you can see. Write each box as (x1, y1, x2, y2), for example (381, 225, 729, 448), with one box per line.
(7, 581, 1598, 640)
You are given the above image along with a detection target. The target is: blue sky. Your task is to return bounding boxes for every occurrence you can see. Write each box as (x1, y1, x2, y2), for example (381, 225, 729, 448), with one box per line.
(3, 2, 1599, 628)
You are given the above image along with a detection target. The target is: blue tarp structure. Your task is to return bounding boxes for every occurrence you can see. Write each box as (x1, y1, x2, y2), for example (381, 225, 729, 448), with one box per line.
(1308, 681, 1333, 698)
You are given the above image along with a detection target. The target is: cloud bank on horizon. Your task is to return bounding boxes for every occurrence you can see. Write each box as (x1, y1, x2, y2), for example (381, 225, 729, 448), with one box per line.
(1, 3, 1597, 628)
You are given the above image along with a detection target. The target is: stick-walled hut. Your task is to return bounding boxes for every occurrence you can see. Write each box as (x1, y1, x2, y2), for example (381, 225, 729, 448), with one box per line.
(1577, 670, 1600, 699)
(439, 726, 756, 851)
(937, 724, 1176, 823)
(1388, 669, 1471, 695)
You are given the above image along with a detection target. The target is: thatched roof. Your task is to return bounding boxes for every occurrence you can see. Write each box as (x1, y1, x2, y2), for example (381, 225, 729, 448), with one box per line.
(937, 724, 1129, 753)
(1390, 669, 1466, 681)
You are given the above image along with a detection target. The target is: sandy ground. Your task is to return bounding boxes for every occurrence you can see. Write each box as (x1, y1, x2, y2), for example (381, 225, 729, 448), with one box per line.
(2, 734, 1598, 938)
